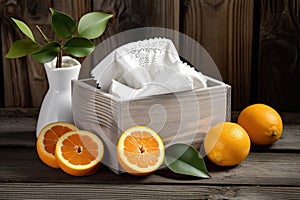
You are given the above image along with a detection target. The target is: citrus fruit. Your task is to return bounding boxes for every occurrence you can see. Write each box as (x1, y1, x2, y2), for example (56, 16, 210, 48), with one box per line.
(55, 130, 104, 176)
(117, 126, 165, 175)
(237, 104, 283, 145)
(36, 122, 78, 168)
(204, 122, 251, 167)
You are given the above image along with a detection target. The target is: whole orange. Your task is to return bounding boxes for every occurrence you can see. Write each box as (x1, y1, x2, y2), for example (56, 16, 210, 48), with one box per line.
(204, 122, 251, 167)
(237, 104, 283, 145)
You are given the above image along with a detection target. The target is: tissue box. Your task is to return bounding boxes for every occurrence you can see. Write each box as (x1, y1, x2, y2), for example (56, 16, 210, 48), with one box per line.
(72, 76, 231, 174)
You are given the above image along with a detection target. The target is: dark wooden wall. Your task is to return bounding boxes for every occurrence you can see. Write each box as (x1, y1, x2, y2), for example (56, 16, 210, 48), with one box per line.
(0, 0, 299, 112)
(257, 0, 300, 112)
(182, 0, 254, 111)
(0, 0, 179, 108)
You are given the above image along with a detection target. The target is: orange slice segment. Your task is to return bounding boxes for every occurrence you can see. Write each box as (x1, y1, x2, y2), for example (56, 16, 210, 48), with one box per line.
(36, 122, 78, 168)
(117, 126, 165, 175)
(55, 130, 104, 176)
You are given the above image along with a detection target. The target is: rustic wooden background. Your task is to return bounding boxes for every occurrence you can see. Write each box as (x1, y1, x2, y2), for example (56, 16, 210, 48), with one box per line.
(0, 0, 299, 112)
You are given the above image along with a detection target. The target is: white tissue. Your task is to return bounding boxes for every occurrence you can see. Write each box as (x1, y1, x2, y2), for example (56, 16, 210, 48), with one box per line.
(91, 38, 207, 100)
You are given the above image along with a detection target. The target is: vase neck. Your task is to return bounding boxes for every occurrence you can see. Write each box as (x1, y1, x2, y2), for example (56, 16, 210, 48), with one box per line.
(45, 64, 81, 90)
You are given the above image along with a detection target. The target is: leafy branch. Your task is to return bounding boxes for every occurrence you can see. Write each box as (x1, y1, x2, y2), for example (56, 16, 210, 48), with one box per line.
(5, 8, 113, 68)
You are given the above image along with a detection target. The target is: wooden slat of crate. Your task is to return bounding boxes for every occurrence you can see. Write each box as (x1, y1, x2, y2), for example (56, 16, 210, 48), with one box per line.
(118, 85, 229, 144)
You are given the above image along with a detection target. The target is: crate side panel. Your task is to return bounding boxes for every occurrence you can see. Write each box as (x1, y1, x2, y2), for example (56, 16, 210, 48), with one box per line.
(72, 81, 120, 172)
(118, 84, 229, 146)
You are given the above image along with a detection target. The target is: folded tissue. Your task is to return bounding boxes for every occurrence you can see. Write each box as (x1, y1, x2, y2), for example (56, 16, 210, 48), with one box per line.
(91, 38, 207, 100)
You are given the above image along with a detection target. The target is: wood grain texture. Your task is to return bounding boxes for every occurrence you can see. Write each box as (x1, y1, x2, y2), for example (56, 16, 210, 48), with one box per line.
(182, 0, 254, 110)
(1, 0, 180, 108)
(0, 0, 92, 108)
(1, 113, 299, 150)
(258, 0, 300, 112)
(1, 183, 300, 199)
(93, 0, 180, 43)
(0, 147, 299, 186)
(0, 0, 51, 107)
(0, 112, 299, 197)
(0, 117, 36, 147)
(52, 0, 92, 19)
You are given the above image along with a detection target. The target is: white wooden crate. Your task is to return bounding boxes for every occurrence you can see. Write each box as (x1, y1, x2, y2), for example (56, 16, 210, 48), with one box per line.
(72, 76, 231, 174)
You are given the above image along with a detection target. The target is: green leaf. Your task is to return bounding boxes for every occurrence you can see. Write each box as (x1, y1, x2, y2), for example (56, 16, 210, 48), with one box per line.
(31, 42, 60, 63)
(12, 18, 35, 42)
(50, 8, 76, 39)
(165, 143, 211, 178)
(78, 12, 113, 39)
(64, 37, 95, 57)
(5, 39, 40, 58)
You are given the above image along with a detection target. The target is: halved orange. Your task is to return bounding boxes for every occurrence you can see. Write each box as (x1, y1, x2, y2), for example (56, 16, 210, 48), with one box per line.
(55, 130, 104, 176)
(117, 126, 165, 175)
(36, 122, 78, 168)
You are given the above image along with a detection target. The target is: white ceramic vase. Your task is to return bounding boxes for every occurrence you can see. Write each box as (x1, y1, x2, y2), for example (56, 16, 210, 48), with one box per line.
(36, 56, 81, 137)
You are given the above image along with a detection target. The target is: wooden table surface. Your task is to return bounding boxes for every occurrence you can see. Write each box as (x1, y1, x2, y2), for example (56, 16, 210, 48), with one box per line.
(0, 110, 299, 199)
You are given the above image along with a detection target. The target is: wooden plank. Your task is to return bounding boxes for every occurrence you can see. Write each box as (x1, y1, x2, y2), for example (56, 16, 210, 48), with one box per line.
(182, 0, 254, 110)
(0, 117, 36, 147)
(0, 108, 38, 117)
(1, 0, 51, 107)
(258, 0, 300, 112)
(1, 115, 299, 151)
(92, 0, 180, 49)
(0, 183, 299, 199)
(52, 0, 92, 19)
(93, 0, 179, 42)
(0, 147, 299, 186)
